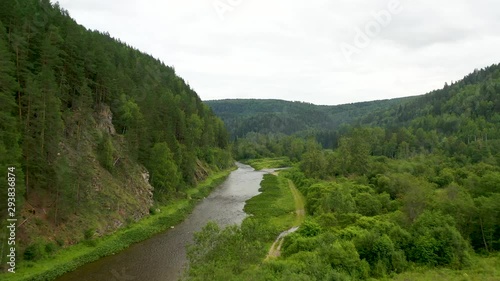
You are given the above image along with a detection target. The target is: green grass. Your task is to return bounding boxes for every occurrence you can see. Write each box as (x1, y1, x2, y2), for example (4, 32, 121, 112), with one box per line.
(386, 254, 500, 281)
(244, 174, 297, 233)
(287, 179, 305, 226)
(243, 157, 291, 171)
(2, 168, 234, 281)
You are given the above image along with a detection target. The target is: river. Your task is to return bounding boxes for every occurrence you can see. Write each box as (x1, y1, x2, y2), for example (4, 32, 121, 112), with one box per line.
(55, 162, 267, 281)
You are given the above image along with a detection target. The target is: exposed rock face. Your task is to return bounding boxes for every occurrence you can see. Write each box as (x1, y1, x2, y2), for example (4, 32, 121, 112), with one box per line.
(19, 102, 156, 247)
(95, 104, 116, 135)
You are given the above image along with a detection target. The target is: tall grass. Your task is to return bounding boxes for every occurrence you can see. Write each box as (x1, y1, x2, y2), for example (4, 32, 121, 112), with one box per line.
(387, 254, 500, 281)
(244, 174, 296, 235)
(243, 157, 291, 171)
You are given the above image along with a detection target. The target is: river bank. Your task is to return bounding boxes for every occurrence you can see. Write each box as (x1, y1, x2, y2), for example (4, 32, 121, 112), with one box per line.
(3, 167, 236, 281)
(183, 168, 308, 280)
(53, 162, 267, 281)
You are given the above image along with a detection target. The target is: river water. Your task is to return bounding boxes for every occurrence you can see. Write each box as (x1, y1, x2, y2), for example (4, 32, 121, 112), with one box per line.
(55, 163, 267, 281)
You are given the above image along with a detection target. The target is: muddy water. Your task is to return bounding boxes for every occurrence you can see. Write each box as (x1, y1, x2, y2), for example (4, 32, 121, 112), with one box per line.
(55, 163, 268, 281)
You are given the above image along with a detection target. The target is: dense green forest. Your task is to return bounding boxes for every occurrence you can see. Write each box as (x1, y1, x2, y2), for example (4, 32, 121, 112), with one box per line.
(205, 97, 411, 139)
(186, 65, 500, 280)
(0, 0, 231, 270)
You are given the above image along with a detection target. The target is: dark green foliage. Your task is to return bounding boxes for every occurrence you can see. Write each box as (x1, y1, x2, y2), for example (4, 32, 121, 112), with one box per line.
(0, 1, 233, 272)
(0, 0, 232, 223)
(23, 242, 44, 261)
(206, 98, 411, 139)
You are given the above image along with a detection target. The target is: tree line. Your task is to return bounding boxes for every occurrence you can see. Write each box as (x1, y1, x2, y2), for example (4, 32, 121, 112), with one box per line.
(185, 64, 500, 280)
(0, 0, 231, 264)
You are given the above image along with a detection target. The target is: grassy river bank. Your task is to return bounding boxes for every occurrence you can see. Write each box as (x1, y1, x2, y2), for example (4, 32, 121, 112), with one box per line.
(3, 168, 235, 281)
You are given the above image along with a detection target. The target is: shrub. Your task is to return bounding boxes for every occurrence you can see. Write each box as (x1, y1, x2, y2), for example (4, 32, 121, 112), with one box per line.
(298, 219, 322, 237)
(24, 242, 44, 261)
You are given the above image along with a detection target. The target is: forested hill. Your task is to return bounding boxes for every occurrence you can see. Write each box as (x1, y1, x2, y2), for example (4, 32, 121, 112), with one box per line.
(362, 63, 500, 132)
(205, 97, 411, 138)
(0, 0, 231, 262)
(208, 64, 500, 152)
(185, 64, 500, 281)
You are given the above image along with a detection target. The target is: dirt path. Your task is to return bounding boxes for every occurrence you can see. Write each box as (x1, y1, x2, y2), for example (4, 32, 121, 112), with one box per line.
(288, 180, 305, 226)
(266, 179, 305, 259)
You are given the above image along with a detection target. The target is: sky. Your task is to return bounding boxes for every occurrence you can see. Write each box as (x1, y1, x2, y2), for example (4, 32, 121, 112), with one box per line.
(56, 0, 500, 105)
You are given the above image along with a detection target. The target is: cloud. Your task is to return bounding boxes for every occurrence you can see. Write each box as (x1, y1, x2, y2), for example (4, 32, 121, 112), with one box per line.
(56, 0, 500, 105)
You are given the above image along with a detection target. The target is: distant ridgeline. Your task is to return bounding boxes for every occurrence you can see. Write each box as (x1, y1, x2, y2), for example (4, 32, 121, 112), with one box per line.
(205, 97, 412, 139)
(185, 64, 500, 280)
(207, 64, 500, 160)
(0, 0, 231, 263)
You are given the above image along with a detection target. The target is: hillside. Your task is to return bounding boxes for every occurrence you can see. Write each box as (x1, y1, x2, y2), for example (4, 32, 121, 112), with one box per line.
(209, 64, 500, 160)
(185, 64, 500, 281)
(363, 64, 500, 133)
(0, 0, 231, 270)
(205, 97, 412, 138)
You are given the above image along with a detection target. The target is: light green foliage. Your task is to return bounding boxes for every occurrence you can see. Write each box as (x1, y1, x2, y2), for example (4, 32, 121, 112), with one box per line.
(409, 211, 471, 268)
(298, 219, 321, 237)
(355, 193, 381, 217)
(186, 173, 299, 280)
(149, 142, 181, 199)
(97, 133, 114, 172)
(189, 63, 500, 281)
(321, 240, 365, 277)
(244, 174, 294, 218)
(245, 157, 291, 171)
(300, 146, 327, 179)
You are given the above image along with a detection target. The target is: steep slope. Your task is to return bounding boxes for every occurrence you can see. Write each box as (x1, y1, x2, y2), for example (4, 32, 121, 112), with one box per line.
(362, 64, 500, 135)
(0, 0, 232, 267)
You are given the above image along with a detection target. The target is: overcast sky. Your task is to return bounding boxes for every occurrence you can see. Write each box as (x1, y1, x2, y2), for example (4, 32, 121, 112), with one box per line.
(56, 0, 500, 105)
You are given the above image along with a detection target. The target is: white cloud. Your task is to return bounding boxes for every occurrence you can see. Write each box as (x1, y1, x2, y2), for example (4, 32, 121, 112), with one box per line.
(56, 0, 500, 105)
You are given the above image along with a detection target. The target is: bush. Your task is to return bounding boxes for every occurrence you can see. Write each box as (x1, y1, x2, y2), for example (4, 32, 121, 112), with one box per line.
(45, 242, 58, 255)
(97, 134, 114, 172)
(298, 219, 322, 237)
(282, 233, 319, 257)
(408, 211, 472, 267)
(24, 242, 44, 261)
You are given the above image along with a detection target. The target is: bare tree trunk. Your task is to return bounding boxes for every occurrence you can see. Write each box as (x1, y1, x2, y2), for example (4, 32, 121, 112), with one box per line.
(77, 183, 80, 208)
(479, 217, 489, 252)
(24, 92, 31, 200)
(16, 45, 22, 121)
(54, 189, 59, 226)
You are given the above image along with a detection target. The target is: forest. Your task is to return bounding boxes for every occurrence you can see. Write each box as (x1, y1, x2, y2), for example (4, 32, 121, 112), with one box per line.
(0, 0, 231, 272)
(1, 0, 499, 280)
(185, 64, 500, 280)
(205, 97, 411, 139)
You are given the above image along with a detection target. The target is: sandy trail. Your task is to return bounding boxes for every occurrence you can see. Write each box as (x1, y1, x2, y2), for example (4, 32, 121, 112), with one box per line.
(266, 179, 305, 259)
